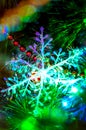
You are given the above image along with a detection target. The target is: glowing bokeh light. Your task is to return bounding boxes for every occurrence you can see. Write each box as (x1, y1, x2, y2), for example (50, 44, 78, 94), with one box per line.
(62, 101, 68, 107)
(21, 116, 39, 130)
(0, 0, 50, 41)
(71, 86, 78, 93)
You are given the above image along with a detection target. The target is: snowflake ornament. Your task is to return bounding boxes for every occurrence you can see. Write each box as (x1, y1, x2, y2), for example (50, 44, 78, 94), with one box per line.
(1, 27, 86, 120)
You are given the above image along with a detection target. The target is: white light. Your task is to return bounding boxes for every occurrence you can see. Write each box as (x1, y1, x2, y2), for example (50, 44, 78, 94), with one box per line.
(41, 69, 47, 76)
(71, 87, 78, 93)
(62, 101, 68, 107)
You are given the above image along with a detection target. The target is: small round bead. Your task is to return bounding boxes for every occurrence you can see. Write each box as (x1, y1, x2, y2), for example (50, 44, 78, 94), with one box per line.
(20, 46, 26, 52)
(26, 51, 32, 57)
(37, 77, 41, 81)
(33, 56, 37, 61)
(8, 35, 13, 40)
(13, 41, 19, 46)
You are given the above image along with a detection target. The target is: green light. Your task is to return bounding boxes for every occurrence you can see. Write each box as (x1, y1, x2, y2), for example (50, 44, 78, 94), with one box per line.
(83, 18, 86, 23)
(21, 116, 39, 130)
